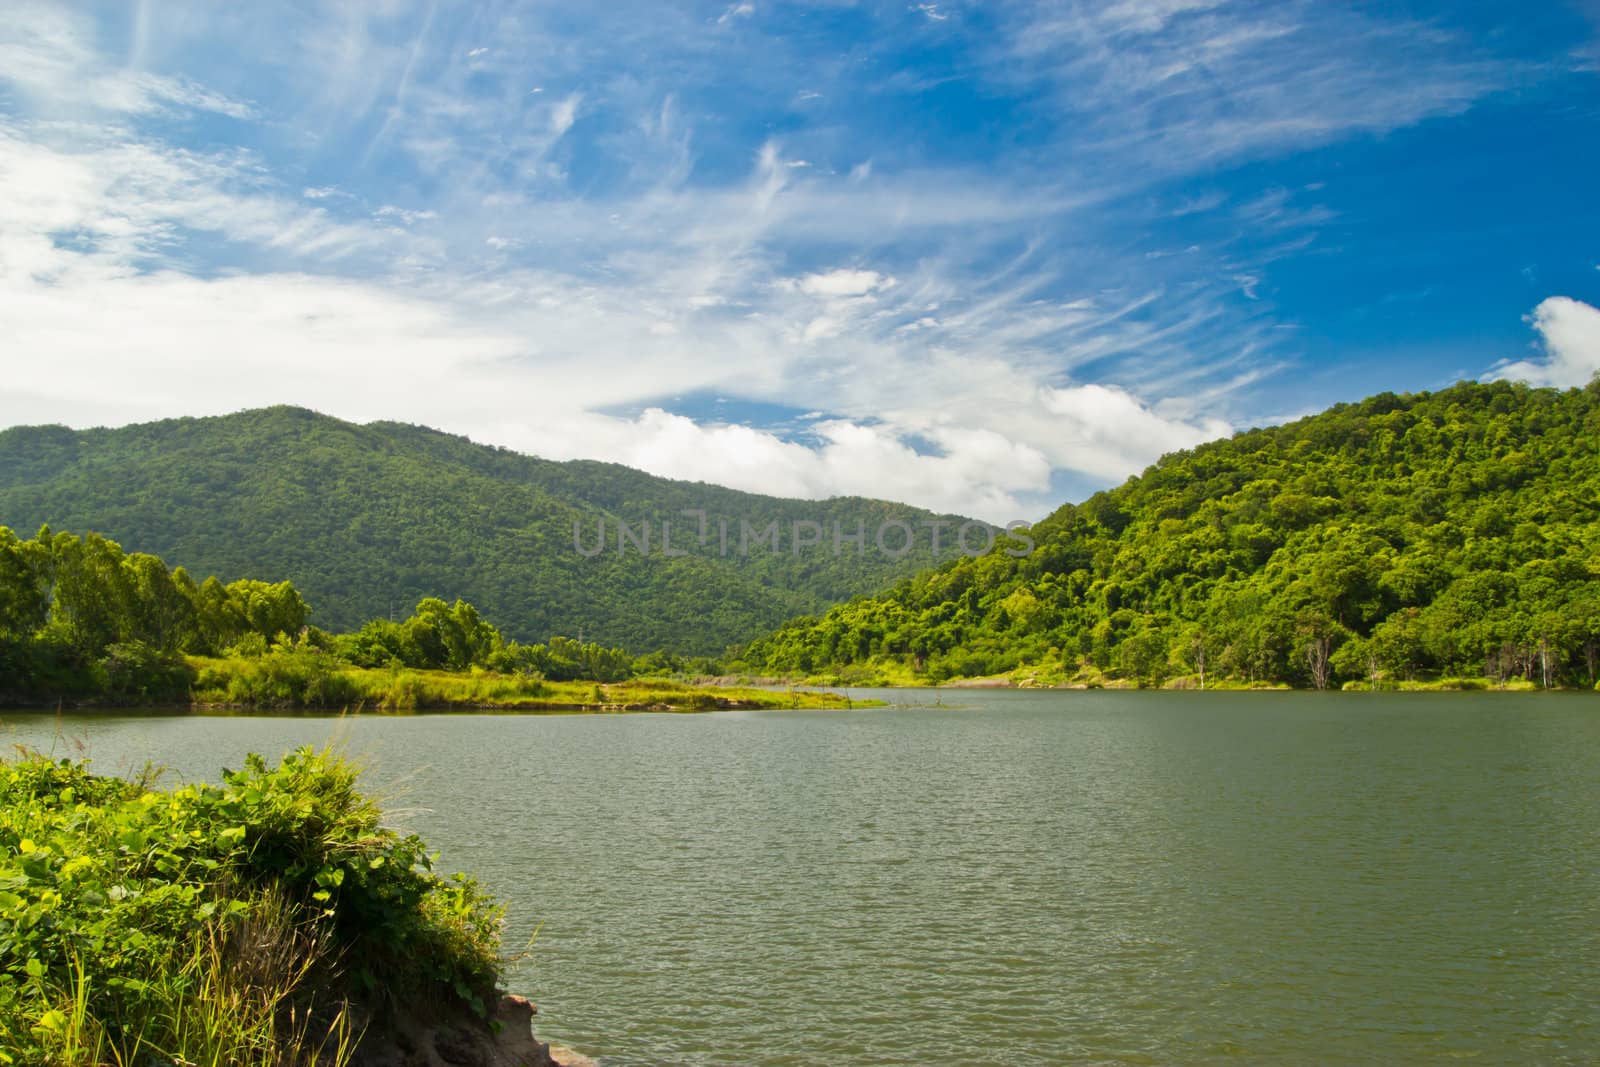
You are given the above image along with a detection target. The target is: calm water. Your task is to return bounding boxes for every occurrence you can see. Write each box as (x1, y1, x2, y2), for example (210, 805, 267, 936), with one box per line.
(4, 691, 1598, 1065)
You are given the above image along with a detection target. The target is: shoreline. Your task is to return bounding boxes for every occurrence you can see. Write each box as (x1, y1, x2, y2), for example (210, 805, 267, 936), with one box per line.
(718, 674, 1596, 694)
(2, 669, 875, 715)
(0, 692, 880, 715)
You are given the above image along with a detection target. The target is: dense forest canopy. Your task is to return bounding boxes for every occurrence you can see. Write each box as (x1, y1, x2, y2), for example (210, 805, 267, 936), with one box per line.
(0, 407, 972, 654)
(740, 380, 1600, 690)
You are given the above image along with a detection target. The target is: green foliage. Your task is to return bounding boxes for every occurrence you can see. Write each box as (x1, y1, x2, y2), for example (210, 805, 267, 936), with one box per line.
(0, 747, 501, 1065)
(0, 406, 971, 654)
(96, 642, 193, 703)
(741, 381, 1600, 690)
(0, 527, 764, 707)
(0, 529, 311, 705)
(335, 598, 501, 672)
(192, 642, 363, 709)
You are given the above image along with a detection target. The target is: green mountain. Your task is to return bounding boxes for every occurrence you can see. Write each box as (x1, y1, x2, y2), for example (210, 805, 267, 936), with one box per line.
(0, 407, 975, 654)
(743, 379, 1600, 689)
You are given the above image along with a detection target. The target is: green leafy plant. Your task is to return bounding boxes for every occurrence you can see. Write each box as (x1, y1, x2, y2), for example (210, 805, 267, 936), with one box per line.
(0, 746, 505, 1065)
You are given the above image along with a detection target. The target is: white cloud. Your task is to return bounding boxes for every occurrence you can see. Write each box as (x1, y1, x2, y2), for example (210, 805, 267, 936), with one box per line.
(718, 4, 756, 26)
(0, 4, 254, 119)
(994, 1, 1511, 174)
(1040, 384, 1229, 477)
(795, 269, 894, 298)
(1490, 297, 1600, 388)
(374, 205, 439, 226)
(495, 410, 1054, 520)
(0, 126, 402, 270)
(549, 94, 582, 139)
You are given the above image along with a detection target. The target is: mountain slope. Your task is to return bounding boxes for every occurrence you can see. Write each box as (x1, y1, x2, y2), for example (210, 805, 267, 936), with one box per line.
(742, 380, 1600, 688)
(0, 407, 973, 654)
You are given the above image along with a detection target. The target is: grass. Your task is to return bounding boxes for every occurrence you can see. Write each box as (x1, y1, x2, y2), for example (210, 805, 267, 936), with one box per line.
(187, 649, 869, 712)
(748, 653, 1582, 693)
(0, 747, 502, 1066)
(1339, 676, 1545, 692)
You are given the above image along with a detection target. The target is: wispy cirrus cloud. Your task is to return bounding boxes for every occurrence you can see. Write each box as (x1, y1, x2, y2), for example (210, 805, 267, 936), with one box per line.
(984, 0, 1515, 173)
(0, 3, 254, 119)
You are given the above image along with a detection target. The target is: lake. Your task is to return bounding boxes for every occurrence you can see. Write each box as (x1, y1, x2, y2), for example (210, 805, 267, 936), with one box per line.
(3, 690, 1597, 1065)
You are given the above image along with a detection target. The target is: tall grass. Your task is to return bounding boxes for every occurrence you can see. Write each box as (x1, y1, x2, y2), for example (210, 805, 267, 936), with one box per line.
(23, 909, 359, 1067)
(189, 651, 863, 711)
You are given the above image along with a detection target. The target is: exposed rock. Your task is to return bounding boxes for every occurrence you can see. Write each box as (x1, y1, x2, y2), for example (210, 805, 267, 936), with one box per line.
(349, 994, 571, 1067)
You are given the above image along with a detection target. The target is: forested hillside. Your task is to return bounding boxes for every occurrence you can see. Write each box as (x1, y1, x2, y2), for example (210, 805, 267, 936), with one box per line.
(0, 407, 970, 653)
(742, 380, 1600, 689)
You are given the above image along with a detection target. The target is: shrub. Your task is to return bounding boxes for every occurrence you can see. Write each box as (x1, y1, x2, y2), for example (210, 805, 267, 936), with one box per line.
(97, 641, 194, 703)
(0, 747, 505, 1065)
(192, 647, 362, 709)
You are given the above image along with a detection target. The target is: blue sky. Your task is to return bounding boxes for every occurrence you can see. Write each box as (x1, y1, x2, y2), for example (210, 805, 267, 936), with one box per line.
(1, 1, 1597, 520)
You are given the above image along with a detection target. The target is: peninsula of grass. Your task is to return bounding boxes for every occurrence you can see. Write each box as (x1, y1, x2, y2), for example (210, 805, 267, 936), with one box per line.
(0, 746, 532, 1067)
(187, 651, 869, 713)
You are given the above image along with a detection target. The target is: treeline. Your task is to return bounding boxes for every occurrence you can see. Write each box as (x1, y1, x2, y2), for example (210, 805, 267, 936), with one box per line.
(0, 526, 715, 705)
(739, 380, 1600, 690)
(0, 526, 309, 701)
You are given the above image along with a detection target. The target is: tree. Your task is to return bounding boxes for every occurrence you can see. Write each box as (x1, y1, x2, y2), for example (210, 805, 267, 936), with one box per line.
(1295, 610, 1344, 691)
(227, 579, 310, 643)
(1170, 622, 1211, 689)
(0, 528, 48, 639)
(193, 576, 245, 654)
(46, 531, 133, 659)
(123, 553, 197, 652)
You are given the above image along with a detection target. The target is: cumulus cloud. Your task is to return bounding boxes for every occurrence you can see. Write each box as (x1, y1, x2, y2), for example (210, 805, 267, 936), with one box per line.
(501, 409, 1047, 518)
(1040, 384, 1230, 476)
(1491, 297, 1600, 388)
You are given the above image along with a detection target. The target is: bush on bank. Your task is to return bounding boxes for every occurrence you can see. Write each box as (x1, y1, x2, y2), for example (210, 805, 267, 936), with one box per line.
(0, 746, 504, 1066)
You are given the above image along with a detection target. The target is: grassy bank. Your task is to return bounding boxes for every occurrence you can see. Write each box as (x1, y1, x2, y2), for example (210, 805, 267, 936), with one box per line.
(0, 747, 504, 1066)
(755, 656, 1592, 692)
(188, 650, 867, 712)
